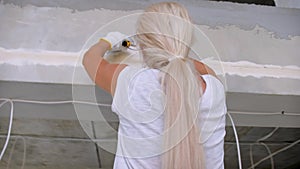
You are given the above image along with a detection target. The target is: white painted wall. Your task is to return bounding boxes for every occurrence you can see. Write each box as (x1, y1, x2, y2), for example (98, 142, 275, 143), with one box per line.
(0, 1, 300, 95)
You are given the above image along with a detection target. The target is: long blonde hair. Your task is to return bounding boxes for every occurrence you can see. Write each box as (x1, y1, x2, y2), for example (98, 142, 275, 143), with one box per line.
(136, 2, 204, 169)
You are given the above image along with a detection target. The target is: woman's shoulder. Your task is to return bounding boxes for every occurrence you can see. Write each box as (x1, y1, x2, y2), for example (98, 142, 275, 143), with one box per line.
(192, 59, 217, 77)
(117, 66, 161, 90)
(201, 74, 224, 88)
(119, 66, 159, 80)
(200, 74, 226, 110)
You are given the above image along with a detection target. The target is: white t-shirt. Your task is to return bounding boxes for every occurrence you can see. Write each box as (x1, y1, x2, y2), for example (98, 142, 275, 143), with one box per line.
(112, 66, 227, 169)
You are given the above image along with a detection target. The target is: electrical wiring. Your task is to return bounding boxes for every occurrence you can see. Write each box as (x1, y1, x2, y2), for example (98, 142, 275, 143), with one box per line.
(259, 142, 274, 169)
(249, 127, 279, 169)
(0, 100, 8, 109)
(228, 110, 299, 168)
(249, 145, 254, 169)
(0, 97, 299, 169)
(11, 99, 111, 107)
(227, 112, 242, 169)
(249, 142, 275, 169)
(257, 127, 279, 142)
(225, 141, 298, 146)
(0, 134, 118, 169)
(6, 136, 26, 169)
(247, 139, 300, 169)
(0, 134, 117, 169)
(0, 99, 13, 161)
(0, 135, 115, 143)
(228, 111, 300, 116)
(228, 114, 300, 169)
(0, 98, 111, 161)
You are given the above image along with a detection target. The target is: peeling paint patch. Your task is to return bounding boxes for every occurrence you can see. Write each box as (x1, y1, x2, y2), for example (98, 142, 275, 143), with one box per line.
(203, 60, 300, 79)
(0, 47, 80, 66)
(198, 24, 300, 67)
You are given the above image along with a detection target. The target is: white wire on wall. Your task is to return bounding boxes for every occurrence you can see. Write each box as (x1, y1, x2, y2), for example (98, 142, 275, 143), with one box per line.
(0, 98, 111, 161)
(229, 111, 298, 116)
(249, 127, 279, 169)
(227, 113, 243, 169)
(6, 136, 26, 169)
(0, 99, 13, 161)
(226, 112, 299, 169)
(11, 99, 111, 107)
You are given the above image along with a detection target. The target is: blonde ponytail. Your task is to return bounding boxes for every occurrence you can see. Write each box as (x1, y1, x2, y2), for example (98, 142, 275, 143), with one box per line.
(136, 2, 205, 169)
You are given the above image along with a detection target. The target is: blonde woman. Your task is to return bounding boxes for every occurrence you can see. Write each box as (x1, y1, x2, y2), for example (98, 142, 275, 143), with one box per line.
(83, 2, 226, 169)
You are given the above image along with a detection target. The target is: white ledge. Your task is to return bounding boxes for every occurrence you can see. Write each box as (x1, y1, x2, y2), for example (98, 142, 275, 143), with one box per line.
(1, 47, 300, 95)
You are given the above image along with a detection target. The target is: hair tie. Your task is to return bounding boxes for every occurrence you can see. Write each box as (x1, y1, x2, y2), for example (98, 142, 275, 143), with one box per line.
(168, 55, 185, 62)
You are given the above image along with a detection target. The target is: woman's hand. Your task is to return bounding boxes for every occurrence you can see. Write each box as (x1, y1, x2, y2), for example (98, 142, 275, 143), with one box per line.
(100, 32, 128, 51)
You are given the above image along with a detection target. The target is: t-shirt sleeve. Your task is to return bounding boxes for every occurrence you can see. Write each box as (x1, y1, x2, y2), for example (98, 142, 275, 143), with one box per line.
(111, 66, 140, 114)
(199, 75, 227, 169)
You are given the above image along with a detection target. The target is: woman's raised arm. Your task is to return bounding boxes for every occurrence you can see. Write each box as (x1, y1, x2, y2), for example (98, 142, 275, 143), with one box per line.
(82, 39, 127, 95)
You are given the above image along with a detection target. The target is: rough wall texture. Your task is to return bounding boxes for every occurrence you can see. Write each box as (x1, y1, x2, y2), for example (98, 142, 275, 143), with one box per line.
(0, 0, 299, 95)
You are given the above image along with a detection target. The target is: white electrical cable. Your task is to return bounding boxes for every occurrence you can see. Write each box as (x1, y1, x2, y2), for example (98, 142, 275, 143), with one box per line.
(250, 142, 275, 169)
(248, 127, 283, 169)
(249, 127, 279, 169)
(227, 113, 243, 169)
(0, 101, 8, 109)
(228, 113, 299, 169)
(0, 98, 111, 161)
(0, 99, 14, 161)
(228, 110, 298, 169)
(228, 139, 300, 167)
(249, 145, 254, 169)
(257, 127, 279, 142)
(249, 142, 275, 169)
(260, 142, 274, 169)
(0, 135, 114, 143)
(229, 111, 300, 116)
(11, 99, 111, 107)
(0, 97, 299, 169)
(0, 134, 116, 169)
(6, 136, 26, 169)
(228, 110, 299, 168)
(247, 139, 300, 169)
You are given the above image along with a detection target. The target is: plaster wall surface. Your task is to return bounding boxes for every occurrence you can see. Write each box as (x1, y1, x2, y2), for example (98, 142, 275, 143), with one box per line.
(275, 0, 300, 9)
(0, 1, 300, 95)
